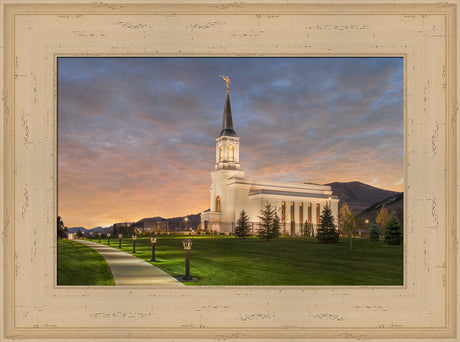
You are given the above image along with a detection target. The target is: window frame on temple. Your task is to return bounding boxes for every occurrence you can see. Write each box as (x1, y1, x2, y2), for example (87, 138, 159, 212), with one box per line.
(219, 145, 223, 162)
(228, 144, 234, 162)
(216, 196, 221, 212)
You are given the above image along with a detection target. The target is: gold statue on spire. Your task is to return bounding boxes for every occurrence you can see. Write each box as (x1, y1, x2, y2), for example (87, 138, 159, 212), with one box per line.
(219, 75, 231, 92)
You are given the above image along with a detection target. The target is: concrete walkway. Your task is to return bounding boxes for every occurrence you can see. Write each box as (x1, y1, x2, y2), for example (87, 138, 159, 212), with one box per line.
(76, 240, 184, 286)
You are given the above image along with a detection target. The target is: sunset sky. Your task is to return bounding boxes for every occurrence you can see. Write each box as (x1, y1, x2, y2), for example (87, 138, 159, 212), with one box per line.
(58, 57, 403, 228)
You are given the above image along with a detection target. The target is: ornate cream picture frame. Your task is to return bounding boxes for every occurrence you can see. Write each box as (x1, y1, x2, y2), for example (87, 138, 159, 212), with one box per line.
(1, 1, 458, 341)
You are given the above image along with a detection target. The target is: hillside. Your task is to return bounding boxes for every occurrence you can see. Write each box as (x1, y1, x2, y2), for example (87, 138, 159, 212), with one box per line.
(67, 226, 112, 235)
(360, 192, 404, 225)
(326, 181, 400, 212)
(132, 214, 201, 232)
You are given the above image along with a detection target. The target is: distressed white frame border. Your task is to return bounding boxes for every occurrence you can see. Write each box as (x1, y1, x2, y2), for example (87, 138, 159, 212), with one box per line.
(1, 1, 458, 341)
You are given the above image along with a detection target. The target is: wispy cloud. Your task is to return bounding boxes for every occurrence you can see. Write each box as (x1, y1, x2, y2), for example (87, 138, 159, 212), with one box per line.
(58, 57, 403, 227)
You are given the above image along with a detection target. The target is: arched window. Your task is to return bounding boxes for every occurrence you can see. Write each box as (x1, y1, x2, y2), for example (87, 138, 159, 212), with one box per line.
(216, 196, 221, 212)
(228, 144, 234, 162)
(219, 146, 223, 162)
(299, 202, 303, 224)
(281, 201, 286, 223)
(316, 203, 321, 225)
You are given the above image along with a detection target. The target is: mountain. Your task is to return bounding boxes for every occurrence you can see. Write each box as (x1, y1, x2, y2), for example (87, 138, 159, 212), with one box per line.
(360, 192, 404, 225)
(326, 181, 400, 212)
(67, 226, 113, 235)
(67, 226, 85, 234)
(132, 214, 202, 232)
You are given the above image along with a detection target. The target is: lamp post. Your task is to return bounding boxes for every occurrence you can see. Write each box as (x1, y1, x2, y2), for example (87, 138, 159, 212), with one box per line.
(150, 236, 157, 262)
(132, 235, 137, 253)
(90, 232, 93, 241)
(98, 232, 101, 243)
(182, 238, 193, 280)
(118, 234, 123, 248)
(107, 233, 111, 245)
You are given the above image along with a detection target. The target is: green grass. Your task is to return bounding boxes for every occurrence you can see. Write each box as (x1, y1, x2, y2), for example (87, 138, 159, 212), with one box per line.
(96, 235, 403, 286)
(57, 239, 115, 285)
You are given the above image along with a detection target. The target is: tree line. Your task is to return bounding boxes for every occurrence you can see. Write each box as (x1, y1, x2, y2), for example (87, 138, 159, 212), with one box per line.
(58, 202, 402, 247)
(234, 202, 403, 247)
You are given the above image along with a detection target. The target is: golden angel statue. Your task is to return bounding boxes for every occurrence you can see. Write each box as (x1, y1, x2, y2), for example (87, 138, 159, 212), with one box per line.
(219, 75, 231, 92)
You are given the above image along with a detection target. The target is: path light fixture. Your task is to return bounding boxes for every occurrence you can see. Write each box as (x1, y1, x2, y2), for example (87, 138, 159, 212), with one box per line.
(182, 238, 193, 280)
(132, 235, 137, 253)
(90, 232, 93, 241)
(118, 234, 123, 248)
(150, 236, 157, 262)
(107, 233, 111, 245)
(98, 232, 101, 243)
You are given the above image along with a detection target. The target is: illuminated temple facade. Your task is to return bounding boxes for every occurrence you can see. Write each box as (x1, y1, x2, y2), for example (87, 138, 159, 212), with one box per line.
(200, 84, 339, 236)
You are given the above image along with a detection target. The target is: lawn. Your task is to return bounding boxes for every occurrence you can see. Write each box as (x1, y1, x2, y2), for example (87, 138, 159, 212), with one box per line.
(57, 239, 115, 285)
(94, 235, 403, 286)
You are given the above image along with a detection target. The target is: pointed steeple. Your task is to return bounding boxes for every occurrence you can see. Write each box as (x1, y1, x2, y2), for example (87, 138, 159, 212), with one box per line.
(219, 91, 237, 137)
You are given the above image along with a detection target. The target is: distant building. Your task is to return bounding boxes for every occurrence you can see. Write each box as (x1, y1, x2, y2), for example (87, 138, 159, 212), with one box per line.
(112, 222, 135, 235)
(201, 81, 339, 235)
(131, 220, 169, 234)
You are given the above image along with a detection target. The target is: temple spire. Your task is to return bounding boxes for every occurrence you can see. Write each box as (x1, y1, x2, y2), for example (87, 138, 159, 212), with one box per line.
(218, 76, 237, 137)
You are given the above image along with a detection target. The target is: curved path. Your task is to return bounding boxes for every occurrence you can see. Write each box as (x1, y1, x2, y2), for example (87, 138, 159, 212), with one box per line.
(76, 240, 184, 286)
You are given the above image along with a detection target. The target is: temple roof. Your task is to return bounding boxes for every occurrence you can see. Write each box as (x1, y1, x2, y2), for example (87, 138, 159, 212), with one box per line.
(219, 92, 238, 137)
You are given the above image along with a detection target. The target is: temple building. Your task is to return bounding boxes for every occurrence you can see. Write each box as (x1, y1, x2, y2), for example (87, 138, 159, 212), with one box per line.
(200, 77, 339, 235)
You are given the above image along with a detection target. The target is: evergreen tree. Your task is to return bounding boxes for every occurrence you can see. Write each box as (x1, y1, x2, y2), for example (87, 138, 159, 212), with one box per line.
(316, 204, 339, 243)
(303, 219, 313, 237)
(57, 216, 68, 239)
(235, 210, 251, 238)
(370, 222, 380, 241)
(384, 213, 403, 245)
(257, 202, 278, 241)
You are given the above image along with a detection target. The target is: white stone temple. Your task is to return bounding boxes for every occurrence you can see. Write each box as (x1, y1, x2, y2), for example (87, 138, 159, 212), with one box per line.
(200, 78, 339, 235)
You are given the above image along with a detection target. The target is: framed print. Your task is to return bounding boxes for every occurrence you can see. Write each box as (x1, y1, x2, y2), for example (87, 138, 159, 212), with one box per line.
(1, 1, 458, 341)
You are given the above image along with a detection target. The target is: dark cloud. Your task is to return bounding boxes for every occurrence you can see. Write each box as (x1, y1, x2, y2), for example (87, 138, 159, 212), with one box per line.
(58, 57, 403, 227)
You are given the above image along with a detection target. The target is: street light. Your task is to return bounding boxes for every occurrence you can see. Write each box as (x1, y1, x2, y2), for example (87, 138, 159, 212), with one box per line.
(182, 238, 193, 280)
(132, 235, 137, 253)
(118, 234, 123, 248)
(107, 233, 111, 245)
(150, 236, 157, 262)
(98, 232, 101, 243)
(90, 232, 93, 241)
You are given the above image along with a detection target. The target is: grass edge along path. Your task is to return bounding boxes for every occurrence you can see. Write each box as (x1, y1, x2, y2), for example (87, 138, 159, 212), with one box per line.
(57, 239, 115, 285)
(94, 235, 403, 286)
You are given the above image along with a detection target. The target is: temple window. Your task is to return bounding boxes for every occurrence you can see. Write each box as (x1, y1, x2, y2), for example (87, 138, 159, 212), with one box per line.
(299, 202, 303, 224)
(219, 146, 223, 162)
(228, 144, 234, 162)
(216, 196, 221, 212)
(316, 203, 320, 225)
(281, 201, 286, 223)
